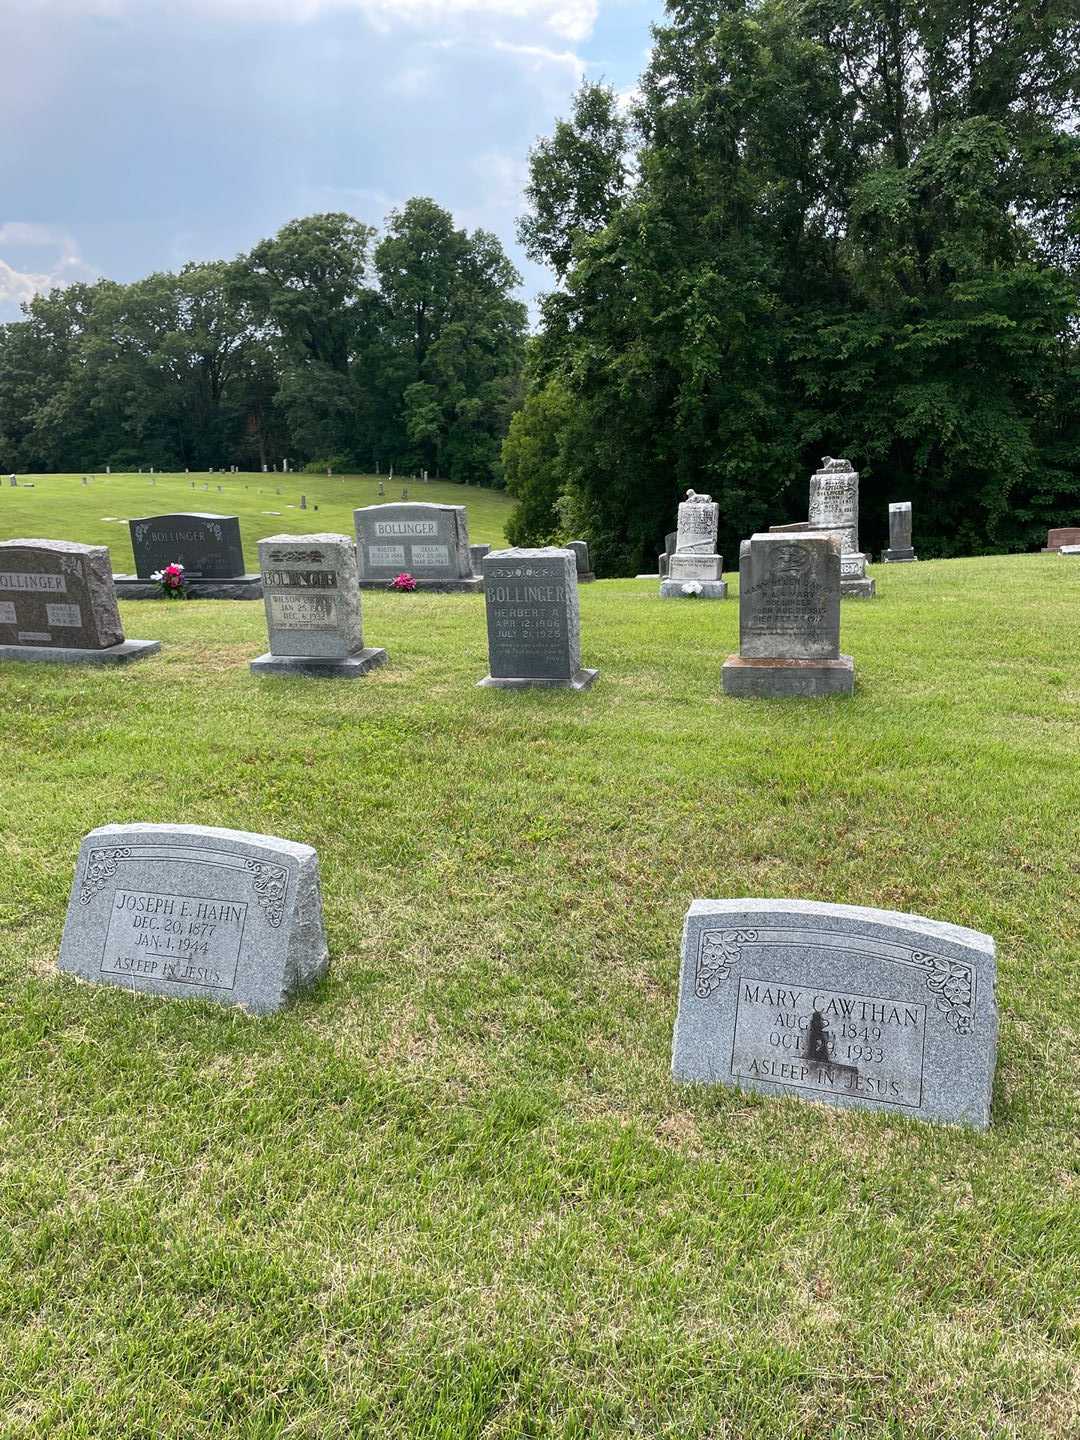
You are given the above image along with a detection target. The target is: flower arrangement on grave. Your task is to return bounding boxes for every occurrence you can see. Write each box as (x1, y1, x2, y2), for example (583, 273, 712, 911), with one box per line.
(680, 581, 704, 597)
(151, 562, 188, 599)
(390, 572, 417, 592)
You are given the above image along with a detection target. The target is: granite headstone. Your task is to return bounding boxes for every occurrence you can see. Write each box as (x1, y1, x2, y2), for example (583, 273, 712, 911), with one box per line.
(671, 898, 997, 1128)
(881, 502, 917, 563)
(478, 547, 597, 690)
(354, 502, 481, 591)
(118, 513, 260, 599)
(661, 491, 726, 598)
(1043, 526, 1080, 552)
(567, 540, 595, 583)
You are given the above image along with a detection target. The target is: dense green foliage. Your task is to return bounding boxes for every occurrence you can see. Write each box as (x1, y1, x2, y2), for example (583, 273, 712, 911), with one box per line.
(507, 0, 1080, 572)
(0, 202, 526, 487)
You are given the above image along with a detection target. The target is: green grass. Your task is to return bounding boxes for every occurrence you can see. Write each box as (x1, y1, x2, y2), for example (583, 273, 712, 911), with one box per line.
(1, 510, 1079, 1435)
(0, 471, 514, 565)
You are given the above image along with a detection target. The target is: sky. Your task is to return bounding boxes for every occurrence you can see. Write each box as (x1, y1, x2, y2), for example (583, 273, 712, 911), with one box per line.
(0, 0, 665, 323)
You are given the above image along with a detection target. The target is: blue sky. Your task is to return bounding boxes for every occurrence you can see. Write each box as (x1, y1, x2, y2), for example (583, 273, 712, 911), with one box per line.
(0, 0, 664, 322)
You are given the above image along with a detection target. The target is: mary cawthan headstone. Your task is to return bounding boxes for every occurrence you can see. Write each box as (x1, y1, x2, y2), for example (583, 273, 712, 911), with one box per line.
(354, 501, 482, 592)
(0, 539, 159, 666)
(58, 823, 328, 1015)
(251, 533, 387, 678)
(881, 502, 917, 563)
(115, 512, 261, 600)
(478, 547, 598, 690)
(660, 491, 726, 599)
(671, 899, 997, 1128)
(723, 531, 853, 697)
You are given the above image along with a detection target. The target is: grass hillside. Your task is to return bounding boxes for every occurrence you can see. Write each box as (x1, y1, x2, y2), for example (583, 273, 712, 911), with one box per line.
(1, 532, 1078, 1435)
(0, 472, 514, 566)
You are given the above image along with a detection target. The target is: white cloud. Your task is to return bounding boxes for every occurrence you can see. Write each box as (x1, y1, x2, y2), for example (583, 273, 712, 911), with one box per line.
(0, 228, 99, 311)
(492, 39, 586, 84)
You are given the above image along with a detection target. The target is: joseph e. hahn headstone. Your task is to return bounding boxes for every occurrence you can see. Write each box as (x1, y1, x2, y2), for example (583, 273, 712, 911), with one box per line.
(58, 824, 328, 1014)
(0, 539, 159, 665)
(478, 547, 597, 690)
(671, 899, 996, 1128)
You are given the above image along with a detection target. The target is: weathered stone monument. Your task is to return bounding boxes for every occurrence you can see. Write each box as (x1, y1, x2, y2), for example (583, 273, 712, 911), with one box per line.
(771, 458, 875, 598)
(470, 543, 491, 573)
(722, 531, 853, 696)
(478, 548, 598, 690)
(1043, 526, 1080, 552)
(116, 513, 260, 599)
(671, 898, 997, 1128)
(660, 491, 726, 598)
(250, 533, 387, 678)
(0, 539, 159, 665)
(881, 502, 917, 563)
(354, 502, 482, 591)
(58, 823, 328, 1014)
(567, 540, 595, 583)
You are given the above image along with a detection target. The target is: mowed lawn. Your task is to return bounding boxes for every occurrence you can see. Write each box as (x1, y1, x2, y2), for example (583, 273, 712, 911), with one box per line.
(0, 490, 1078, 1437)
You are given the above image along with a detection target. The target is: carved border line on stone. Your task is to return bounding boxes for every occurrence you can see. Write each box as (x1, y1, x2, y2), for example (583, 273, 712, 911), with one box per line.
(80, 847, 132, 904)
(269, 550, 325, 563)
(694, 928, 976, 1033)
(79, 844, 290, 929)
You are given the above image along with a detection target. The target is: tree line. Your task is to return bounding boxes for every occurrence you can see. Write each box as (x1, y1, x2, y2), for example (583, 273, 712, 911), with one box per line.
(0, 200, 527, 485)
(503, 0, 1080, 569)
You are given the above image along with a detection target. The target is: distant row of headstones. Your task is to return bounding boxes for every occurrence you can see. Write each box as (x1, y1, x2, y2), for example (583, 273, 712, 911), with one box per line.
(55, 822, 998, 1130)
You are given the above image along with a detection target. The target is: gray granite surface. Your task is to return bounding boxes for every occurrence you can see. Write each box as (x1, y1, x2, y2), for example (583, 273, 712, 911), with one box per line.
(354, 502, 474, 583)
(0, 639, 159, 666)
(128, 513, 245, 579)
(250, 649, 387, 678)
(257, 533, 364, 660)
(739, 531, 841, 660)
(660, 579, 727, 600)
(479, 547, 596, 688)
(722, 654, 854, 696)
(1, 538, 129, 650)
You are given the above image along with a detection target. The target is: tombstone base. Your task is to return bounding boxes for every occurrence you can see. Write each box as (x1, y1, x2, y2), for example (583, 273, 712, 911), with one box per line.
(722, 654, 854, 698)
(881, 548, 916, 563)
(660, 579, 727, 600)
(357, 576, 484, 593)
(250, 648, 388, 679)
(575, 572, 597, 583)
(840, 577, 876, 599)
(0, 638, 161, 666)
(114, 574, 263, 600)
(477, 668, 599, 692)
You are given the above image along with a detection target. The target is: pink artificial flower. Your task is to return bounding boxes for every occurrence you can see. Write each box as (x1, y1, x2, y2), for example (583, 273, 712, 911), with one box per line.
(391, 572, 417, 592)
(164, 563, 184, 576)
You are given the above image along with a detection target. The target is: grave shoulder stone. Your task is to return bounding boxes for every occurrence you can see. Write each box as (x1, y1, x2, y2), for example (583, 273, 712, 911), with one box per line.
(354, 502, 482, 592)
(117, 513, 261, 600)
(0, 539, 159, 665)
(59, 823, 328, 1014)
(881, 501, 917, 562)
(672, 898, 997, 1128)
(661, 492, 726, 599)
(251, 533, 387, 678)
(478, 547, 597, 690)
(722, 531, 853, 696)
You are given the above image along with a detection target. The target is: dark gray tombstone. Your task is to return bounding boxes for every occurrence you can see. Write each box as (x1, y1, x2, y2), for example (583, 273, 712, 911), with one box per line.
(672, 899, 997, 1128)
(354, 502, 481, 592)
(0, 539, 159, 665)
(117, 513, 260, 600)
(881, 502, 916, 562)
(478, 547, 597, 690)
(722, 531, 853, 696)
(251, 533, 387, 678)
(567, 540, 595, 583)
(469, 543, 491, 574)
(58, 823, 328, 1015)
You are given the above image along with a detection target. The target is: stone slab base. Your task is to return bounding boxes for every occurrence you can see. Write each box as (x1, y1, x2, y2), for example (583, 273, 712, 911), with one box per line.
(0, 638, 161, 666)
(841, 577, 876, 599)
(114, 575, 263, 600)
(635, 573, 662, 580)
(576, 572, 597, 584)
(250, 648, 388, 679)
(477, 668, 599, 691)
(357, 576, 483, 593)
(660, 579, 728, 599)
(722, 654, 854, 698)
(881, 549, 916, 563)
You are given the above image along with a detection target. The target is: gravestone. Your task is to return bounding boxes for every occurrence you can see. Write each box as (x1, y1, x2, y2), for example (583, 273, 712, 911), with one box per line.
(722, 531, 853, 696)
(567, 540, 595, 583)
(8, 475, 16, 487)
(300, 494, 307, 510)
(881, 501, 917, 562)
(478, 548, 597, 690)
(470, 543, 491, 573)
(354, 502, 482, 592)
(251, 533, 387, 678)
(671, 898, 997, 1128)
(58, 823, 328, 1015)
(661, 492, 726, 599)
(0, 539, 159, 665)
(1043, 526, 1080, 552)
(117, 513, 260, 600)
(770, 457, 875, 598)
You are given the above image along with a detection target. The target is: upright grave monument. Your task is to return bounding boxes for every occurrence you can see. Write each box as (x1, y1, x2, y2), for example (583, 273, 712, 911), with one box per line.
(771, 458, 875, 598)
(671, 898, 997, 1128)
(478, 547, 598, 690)
(567, 540, 595, 583)
(116, 513, 261, 599)
(59, 823, 328, 1015)
(1043, 526, 1080, 552)
(250, 533, 387, 678)
(354, 502, 482, 592)
(881, 502, 917, 563)
(470, 543, 491, 574)
(0, 539, 159, 665)
(722, 531, 853, 696)
(660, 491, 726, 598)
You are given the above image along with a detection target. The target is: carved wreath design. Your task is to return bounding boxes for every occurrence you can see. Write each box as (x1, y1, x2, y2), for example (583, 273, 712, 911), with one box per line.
(269, 550, 325, 563)
(80, 847, 131, 904)
(244, 860, 288, 928)
(910, 951, 975, 1034)
(695, 930, 759, 998)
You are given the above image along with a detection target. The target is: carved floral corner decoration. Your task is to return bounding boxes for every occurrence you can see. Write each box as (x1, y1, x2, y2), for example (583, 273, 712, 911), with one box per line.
(245, 860, 288, 928)
(911, 951, 976, 1034)
(695, 929, 758, 999)
(80, 847, 132, 904)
